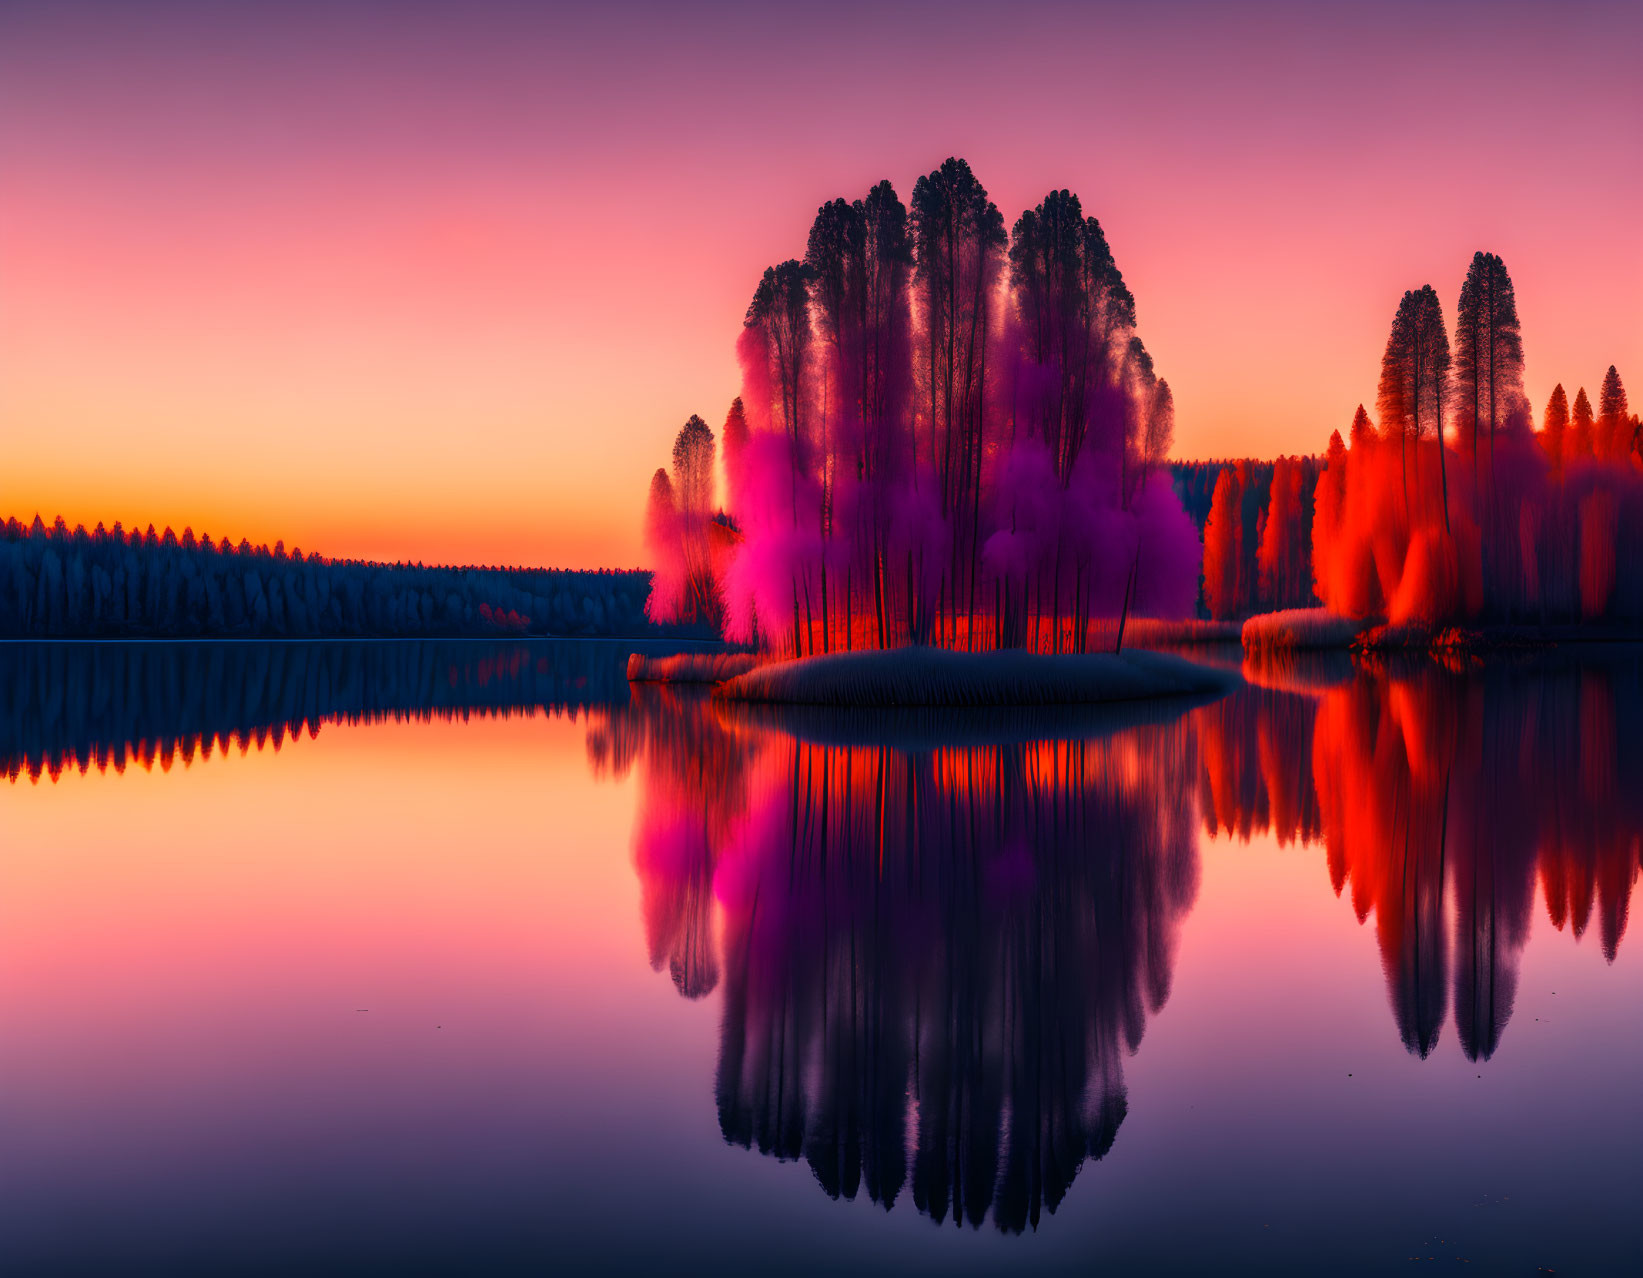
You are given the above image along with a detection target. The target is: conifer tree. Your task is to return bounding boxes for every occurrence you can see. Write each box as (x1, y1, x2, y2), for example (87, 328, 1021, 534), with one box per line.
(745, 260, 817, 522)
(1349, 404, 1374, 449)
(671, 415, 716, 621)
(1312, 429, 1349, 600)
(1542, 384, 1569, 479)
(1453, 251, 1526, 484)
(911, 158, 1006, 641)
(1598, 365, 1629, 459)
(1378, 287, 1451, 528)
(1570, 387, 1596, 460)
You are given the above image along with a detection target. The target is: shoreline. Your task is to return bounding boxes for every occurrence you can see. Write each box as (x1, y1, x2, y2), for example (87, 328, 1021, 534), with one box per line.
(1240, 607, 1643, 654)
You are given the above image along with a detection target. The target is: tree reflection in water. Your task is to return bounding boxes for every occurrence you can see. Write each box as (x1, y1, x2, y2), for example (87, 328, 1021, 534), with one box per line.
(602, 647, 1642, 1229)
(1195, 648, 1642, 1061)
(594, 690, 1202, 1232)
(6, 640, 1637, 1228)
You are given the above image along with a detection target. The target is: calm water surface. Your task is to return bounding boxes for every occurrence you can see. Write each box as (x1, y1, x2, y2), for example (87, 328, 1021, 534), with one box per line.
(2, 640, 1639, 1275)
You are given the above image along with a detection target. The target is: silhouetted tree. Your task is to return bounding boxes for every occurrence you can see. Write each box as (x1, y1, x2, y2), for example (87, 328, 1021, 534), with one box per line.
(746, 260, 818, 521)
(1598, 365, 1629, 460)
(1453, 251, 1526, 486)
(745, 259, 819, 653)
(1570, 387, 1596, 461)
(1379, 286, 1452, 529)
(1542, 383, 1569, 479)
(912, 159, 1006, 644)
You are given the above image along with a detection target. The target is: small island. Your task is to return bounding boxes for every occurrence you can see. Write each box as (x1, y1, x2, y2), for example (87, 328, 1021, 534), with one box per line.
(712, 646, 1238, 708)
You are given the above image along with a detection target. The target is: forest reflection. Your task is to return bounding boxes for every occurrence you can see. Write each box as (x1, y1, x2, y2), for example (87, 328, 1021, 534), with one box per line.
(1196, 648, 1642, 1060)
(595, 646, 1641, 1228)
(0, 639, 637, 782)
(6, 640, 1637, 1230)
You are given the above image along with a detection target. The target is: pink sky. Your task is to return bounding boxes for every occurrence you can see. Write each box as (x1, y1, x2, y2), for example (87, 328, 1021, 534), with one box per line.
(2, 1, 1639, 568)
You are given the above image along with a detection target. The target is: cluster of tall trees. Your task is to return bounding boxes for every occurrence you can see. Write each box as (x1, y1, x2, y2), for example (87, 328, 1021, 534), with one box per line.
(643, 414, 734, 628)
(642, 159, 1202, 654)
(0, 515, 659, 638)
(1312, 251, 1643, 625)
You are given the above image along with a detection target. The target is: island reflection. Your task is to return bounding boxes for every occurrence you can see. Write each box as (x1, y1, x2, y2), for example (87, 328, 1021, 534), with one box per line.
(588, 686, 1201, 1232)
(595, 646, 1642, 1230)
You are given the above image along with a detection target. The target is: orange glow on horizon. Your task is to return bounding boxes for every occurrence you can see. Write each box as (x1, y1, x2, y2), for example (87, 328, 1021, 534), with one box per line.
(3, 3, 1640, 567)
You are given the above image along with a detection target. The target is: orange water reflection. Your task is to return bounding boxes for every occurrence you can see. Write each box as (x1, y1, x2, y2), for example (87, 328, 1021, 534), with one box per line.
(1193, 650, 1641, 1060)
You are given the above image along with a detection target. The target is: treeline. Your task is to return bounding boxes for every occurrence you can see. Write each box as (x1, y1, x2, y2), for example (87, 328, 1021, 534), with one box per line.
(1178, 252, 1642, 626)
(1310, 251, 1643, 626)
(1173, 458, 1323, 618)
(0, 516, 665, 639)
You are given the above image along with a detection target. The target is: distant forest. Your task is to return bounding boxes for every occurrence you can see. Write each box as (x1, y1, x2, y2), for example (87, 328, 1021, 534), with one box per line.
(0, 516, 674, 640)
(1172, 457, 1324, 617)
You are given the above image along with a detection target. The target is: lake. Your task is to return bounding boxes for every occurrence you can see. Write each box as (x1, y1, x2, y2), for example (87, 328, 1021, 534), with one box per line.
(2, 640, 1639, 1274)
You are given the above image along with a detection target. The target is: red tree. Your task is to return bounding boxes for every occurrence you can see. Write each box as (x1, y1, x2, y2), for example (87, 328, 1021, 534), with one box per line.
(1203, 467, 1244, 620)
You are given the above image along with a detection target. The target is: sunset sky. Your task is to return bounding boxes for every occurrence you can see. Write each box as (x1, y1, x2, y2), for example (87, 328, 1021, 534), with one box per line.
(3, 0, 1639, 569)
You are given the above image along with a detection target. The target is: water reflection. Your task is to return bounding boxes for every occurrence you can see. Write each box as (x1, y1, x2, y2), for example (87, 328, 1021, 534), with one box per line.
(592, 689, 1202, 1232)
(2, 639, 652, 783)
(1196, 648, 1643, 1060)
(5, 638, 1637, 1245)
(599, 645, 1642, 1230)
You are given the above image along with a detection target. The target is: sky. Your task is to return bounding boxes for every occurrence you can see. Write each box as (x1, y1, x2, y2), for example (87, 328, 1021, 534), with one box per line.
(2, 0, 1640, 569)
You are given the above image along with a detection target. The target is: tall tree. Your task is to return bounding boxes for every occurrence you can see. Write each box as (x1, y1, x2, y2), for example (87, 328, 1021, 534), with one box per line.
(858, 180, 912, 647)
(721, 397, 749, 483)
(1349, 403, 1375, 449)
(1570, 387, 1595, 461)
(805, 198, 866, 652)
(745, 259, 818, 654)
(1312, 428, 1350, 602)
(1541, 384, 1569, 479)
(671, 415, 715, 521)
(745, 260, 818, 523)
(643, 468, 684, 623)
(1203, 467, 1243, 620)
(671, 415, 716, 621)
(912, 158, 1005, 513)
(1598, 365, 1629, 459)
(1257, 456, 1312, 608)
(1453, 252, 1526, 487)
(1378, 286, 1451, 530)
(1413, 286, 1452, 533)
(1008, 191, 1135, 486)
(858, 181, 912, 485)
(1143, 378, 1175, 484)
(911, 158, 1006, 641)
